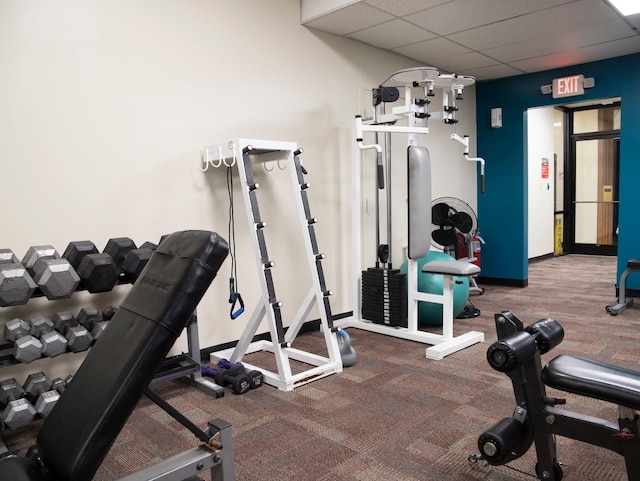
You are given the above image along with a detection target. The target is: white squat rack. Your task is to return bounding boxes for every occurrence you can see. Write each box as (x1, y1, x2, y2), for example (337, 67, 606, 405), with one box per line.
(201, 139, 342, 391)
(337, 67, 485, 360)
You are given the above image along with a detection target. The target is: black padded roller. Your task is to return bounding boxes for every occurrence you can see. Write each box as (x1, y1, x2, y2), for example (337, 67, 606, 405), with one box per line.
(486, 331, 537, 372)
(478, 416, 532, 465)
(525, 318, 564, 354)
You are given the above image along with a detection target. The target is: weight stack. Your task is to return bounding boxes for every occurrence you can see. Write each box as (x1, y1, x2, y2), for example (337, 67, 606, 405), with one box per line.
(361, 267, 407, 328)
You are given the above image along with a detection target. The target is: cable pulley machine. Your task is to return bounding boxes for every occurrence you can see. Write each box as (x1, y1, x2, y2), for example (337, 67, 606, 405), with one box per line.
(338, 66, 486, 359)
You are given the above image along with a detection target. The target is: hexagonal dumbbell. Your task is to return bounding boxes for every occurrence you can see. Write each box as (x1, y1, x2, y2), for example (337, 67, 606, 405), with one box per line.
(23, 245, 80, 300)
(76, 307, 101, 331)
(63, 241, 120, 293)
(4, 318, 43, 364)
(21, 245, 59, 273)
(23, 372, 57, 418)
(52, 311, 77, 333)
(103, 237, 137, 272)
(50, 377, 68, 395)
(0, 378, 36, 429)
(121, 247, 154, 282)
(31, 374, 68, 419)
(26, 314, 67, 357)
(0, 249, 37, 306)
(77, 306, 108, 343)
(53, 311, 90, 352)
(66, 325, 93, 352)
(29, 314, 54, 337)
(51, 311, 92, 353)
(0, 249, 19, 264)
(34, 375, 71, 417)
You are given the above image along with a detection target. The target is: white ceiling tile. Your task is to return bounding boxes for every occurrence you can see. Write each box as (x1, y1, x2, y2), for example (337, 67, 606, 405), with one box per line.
(464, 64, 526, 81)
(449, 0, 620, 50)
(349, 19, 436, 48)
(429, 52, 500, 73)
(405, 0, 576, 36)
(301, 0, 640, 80)
(626, 12, 640, 29)
(482, 18, 636, 62)
(303, 3, 394, 35)
(363, 0, 450, 16)
(392, 37, 471, 63)
(300, 0, 360, 23)
(509, 36, 640, 73)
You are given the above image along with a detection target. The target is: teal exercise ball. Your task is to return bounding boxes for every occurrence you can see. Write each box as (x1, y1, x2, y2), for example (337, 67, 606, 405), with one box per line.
(400, 251, 470, 326)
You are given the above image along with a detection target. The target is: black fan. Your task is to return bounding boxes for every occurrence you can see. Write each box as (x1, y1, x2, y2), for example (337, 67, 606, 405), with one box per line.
(431, 197, 477, 259)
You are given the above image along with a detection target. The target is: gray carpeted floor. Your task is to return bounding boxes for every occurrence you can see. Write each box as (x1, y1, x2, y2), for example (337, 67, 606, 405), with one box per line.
(4, 254, 638, 480)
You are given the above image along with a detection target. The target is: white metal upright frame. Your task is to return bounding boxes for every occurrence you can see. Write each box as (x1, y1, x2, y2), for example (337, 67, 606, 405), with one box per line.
(201, 139, 342, 391)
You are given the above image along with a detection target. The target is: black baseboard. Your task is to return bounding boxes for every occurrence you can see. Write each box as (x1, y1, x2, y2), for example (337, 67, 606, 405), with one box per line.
(198, 311, 354, 363)
(478, 276, 528, 288)
(529, 253, 554, 263)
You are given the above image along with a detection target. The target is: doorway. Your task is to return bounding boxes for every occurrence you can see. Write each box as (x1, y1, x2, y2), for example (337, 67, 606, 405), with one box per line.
(560, 101, 620, 256)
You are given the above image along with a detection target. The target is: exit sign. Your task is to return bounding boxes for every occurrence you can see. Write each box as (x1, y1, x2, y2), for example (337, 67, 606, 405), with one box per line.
(552, 74, 585, 99)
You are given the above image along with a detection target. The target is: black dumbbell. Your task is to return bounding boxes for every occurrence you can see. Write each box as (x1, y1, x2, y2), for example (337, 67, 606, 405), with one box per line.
(103, 237, 137, 271)
(22, 245, 80, 300)
(0, 249, 37, 306)
(202, 365, 250, 395)
(52, 311, 93, 353)
(121, 248, 154, 282)
(23, 372, 60, 419)
(63, 241, 120, 293)
(0, 378, 36, 429)
(218, 359, 263, 389)
(77, 307, 109, 342)
(4, 318, 43, 363)
(29, 314, 67, 358)
(30, 374, 69, 418)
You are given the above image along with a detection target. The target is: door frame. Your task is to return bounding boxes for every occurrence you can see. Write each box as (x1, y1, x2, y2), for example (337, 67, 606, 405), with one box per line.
(562, 102, 620, 256)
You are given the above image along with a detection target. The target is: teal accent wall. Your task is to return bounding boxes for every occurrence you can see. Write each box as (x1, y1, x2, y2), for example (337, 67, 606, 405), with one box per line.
(476, 53, 640, 287)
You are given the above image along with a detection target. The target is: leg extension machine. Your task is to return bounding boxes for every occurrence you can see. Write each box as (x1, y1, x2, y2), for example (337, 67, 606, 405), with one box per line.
(475, 310, 640, 480)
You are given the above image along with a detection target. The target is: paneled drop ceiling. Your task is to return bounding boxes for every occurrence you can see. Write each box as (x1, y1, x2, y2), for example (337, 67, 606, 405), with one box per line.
(301, 0, 640, 81)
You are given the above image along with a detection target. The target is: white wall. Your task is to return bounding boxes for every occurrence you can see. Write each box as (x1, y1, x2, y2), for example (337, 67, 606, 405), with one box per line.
(0, 0, 477, 381)
(527, 107, 555, 259)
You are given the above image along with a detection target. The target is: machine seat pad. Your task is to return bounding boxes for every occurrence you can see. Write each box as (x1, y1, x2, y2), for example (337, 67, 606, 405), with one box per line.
(626, 258, 640, 270)
(542, 355, 640, 410)
(421, 260, 480, 276)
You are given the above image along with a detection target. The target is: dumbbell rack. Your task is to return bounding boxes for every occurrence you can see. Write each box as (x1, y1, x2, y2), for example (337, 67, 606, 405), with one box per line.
(201, 139, 342, 391)
(0, 246, 225, 455)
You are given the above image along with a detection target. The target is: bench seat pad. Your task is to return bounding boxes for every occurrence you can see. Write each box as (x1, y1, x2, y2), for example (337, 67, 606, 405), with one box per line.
(542, 355, 640, 410)
(421, 259, 480, 276)
(35, 230, 228, 481)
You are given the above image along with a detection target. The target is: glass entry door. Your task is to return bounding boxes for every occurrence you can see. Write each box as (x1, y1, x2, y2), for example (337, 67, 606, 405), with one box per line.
(572, 138, 619, 254)
(566, 103, 620, 255)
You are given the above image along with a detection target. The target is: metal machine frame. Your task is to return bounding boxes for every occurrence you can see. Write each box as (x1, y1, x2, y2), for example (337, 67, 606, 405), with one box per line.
(476, 311, 640, 481)
(337, 67, 485, 360)
(201, 139, 342, 391)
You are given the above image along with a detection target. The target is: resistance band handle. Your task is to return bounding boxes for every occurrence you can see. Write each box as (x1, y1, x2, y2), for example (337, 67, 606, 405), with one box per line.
(229, 291, 245, 319)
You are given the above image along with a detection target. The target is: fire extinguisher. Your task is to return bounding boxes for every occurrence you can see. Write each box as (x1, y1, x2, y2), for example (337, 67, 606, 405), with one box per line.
(471, 233, 484, 268)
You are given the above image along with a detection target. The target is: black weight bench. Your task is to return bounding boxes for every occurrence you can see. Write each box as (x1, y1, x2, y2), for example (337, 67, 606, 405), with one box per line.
(0, 230, 234, 481)
(474, 311, 640, 481)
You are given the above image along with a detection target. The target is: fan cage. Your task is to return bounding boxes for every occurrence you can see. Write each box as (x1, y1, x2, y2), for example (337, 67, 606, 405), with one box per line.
(430, 197, 478, 260)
